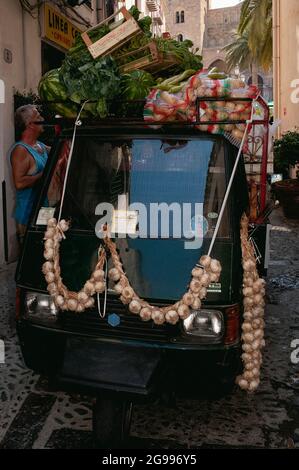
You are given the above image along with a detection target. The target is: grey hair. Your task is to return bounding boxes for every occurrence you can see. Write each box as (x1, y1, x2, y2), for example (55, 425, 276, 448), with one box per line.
(15, 104, 37, 134)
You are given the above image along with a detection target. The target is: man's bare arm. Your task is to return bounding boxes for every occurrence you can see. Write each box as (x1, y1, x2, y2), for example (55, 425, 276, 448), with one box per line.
(11, 147, 42, 190)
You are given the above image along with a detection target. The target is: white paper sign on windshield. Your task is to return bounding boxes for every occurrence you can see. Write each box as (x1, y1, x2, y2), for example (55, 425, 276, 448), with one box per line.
(36, 207, 56, 226)
(111, 210, 138, 236)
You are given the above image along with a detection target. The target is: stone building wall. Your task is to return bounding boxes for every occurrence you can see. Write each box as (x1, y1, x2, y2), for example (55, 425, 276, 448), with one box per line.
(164, 0, 208, 53)
(203, 3, 242, 70)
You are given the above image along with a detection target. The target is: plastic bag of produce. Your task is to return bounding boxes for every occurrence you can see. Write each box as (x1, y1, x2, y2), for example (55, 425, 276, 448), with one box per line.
(144, 89, 184, 122)
(144, 68, 260, 145)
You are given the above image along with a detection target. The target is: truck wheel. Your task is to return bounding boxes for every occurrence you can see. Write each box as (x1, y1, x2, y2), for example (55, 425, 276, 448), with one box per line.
(92, 396, 133, 448)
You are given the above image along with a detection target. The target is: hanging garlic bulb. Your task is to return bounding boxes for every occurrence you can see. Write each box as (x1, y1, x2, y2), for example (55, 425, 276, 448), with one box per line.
(252, 351, 261, 360)
(244, 277, 254, 287)
(242, 353, 252, 362)
(244, 371, 254, 381)
(243, 311, 253, 321)
(113, 282, 124, 295)
(85, 298, 95, 309)
(47, 218, 57, 228)
(165, 310, 179, 325)
(242, 323, 253, 333)
(252, 319, 263, 329)
(251, 338, 261, 350)
(122, 286, 134, 301)
(245, 362, 255, 371)
(253, 293, 263, 305)
(78, 291, 89, 305)
(129, 300, 142, 314)
(44, 228, 56, 240)
(238, 378, 249, 390)
(151, 309, 165, 325)
(54, 295, 65, 307)
(120, 295, 131, 305)
(47, 282, 58, 295)
(76, 304, 85, 313)
(178, 304, 190, 320)
(58, 220, 69, 232)
(244, 297, 254, 308)
(84, 281, 96, 295)
(243, 259, 256, 271)
(242, 332, 254, 343)
(200, 273, 211, 287)
(209, 272, 219, 283)
(54, 232, 62, 243)
(44, 249, 54, 261)
(42, 261, 54, 274)
(67, 299, 78, 311)
(45, 239, 54, 250)
(200, 255, 211, 268)
(210, 259, 222, 274)
(243, 287, 254, 297)
(248, 380, 259, 392)
(191, 297, 201, 310)
(95, 281, 105, 293)
(140, 307, 152, 321)
(108, 268, 121, 282)
(119, 276, 129, 287)
(252, 307, 264, 318)
(45, 272, 55, 284)
(254, 329, 264, 340)
(190, 279, 201, 293)
(93, 270, 105, 282)
(253, 279, 266, 292)
(192, 267, 203, 278)
(183, 293, 194, 306)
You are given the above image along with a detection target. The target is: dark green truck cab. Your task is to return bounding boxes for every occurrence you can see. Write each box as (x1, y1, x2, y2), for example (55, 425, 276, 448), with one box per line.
(15, 124, 266, 445)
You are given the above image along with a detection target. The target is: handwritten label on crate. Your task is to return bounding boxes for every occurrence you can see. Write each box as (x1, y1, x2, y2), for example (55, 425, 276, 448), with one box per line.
(87, 19, 140, 59)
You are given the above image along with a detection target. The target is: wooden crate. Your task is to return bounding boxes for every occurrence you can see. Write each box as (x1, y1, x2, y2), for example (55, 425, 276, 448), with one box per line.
(81, 7, 142, 60)
(119, 42, 179, 74)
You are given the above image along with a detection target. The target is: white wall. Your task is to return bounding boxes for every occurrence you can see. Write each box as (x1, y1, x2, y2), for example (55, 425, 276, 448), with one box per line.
(273, 0, 299, 134)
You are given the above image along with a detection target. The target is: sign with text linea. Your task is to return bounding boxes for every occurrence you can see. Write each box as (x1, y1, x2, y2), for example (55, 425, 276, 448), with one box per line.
(44, 4, 81, 50)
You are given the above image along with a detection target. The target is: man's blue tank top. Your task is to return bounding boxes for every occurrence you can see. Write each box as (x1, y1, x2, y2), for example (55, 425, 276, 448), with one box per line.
(10, 141, 48, 225)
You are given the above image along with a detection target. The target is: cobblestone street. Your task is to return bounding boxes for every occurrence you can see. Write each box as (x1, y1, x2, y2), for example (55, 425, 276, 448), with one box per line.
(0, 208, 299, 449)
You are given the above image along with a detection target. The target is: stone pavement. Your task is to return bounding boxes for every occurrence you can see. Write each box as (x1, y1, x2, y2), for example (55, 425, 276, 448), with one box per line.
(0, 208, 298, 449)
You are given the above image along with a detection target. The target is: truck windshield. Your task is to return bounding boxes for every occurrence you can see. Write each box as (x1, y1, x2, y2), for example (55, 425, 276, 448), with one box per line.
(37, 136, 231, 300)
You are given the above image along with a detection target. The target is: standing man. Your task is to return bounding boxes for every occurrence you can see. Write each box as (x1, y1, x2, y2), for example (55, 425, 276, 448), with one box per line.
(10, 105, 49, 246)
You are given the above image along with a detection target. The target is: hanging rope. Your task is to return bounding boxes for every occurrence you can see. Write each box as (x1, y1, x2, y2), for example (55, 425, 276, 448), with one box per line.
(97, 247, 108, 319)
(57, 101, 89, 222)
(207, 98, 256, 257)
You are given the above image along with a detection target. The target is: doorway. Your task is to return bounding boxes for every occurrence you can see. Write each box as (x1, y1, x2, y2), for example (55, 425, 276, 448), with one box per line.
(41, 41, 65, 76)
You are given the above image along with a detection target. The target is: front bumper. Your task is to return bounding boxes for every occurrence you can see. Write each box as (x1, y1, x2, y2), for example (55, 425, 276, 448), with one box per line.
(17, 319, 242, 396)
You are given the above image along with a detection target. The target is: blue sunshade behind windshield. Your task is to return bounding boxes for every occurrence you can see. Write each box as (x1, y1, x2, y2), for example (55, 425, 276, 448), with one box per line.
(126, 139, 215, 300)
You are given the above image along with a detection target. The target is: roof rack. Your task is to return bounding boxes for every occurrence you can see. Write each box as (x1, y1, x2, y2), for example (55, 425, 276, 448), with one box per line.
(36, 96, 269, 128)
